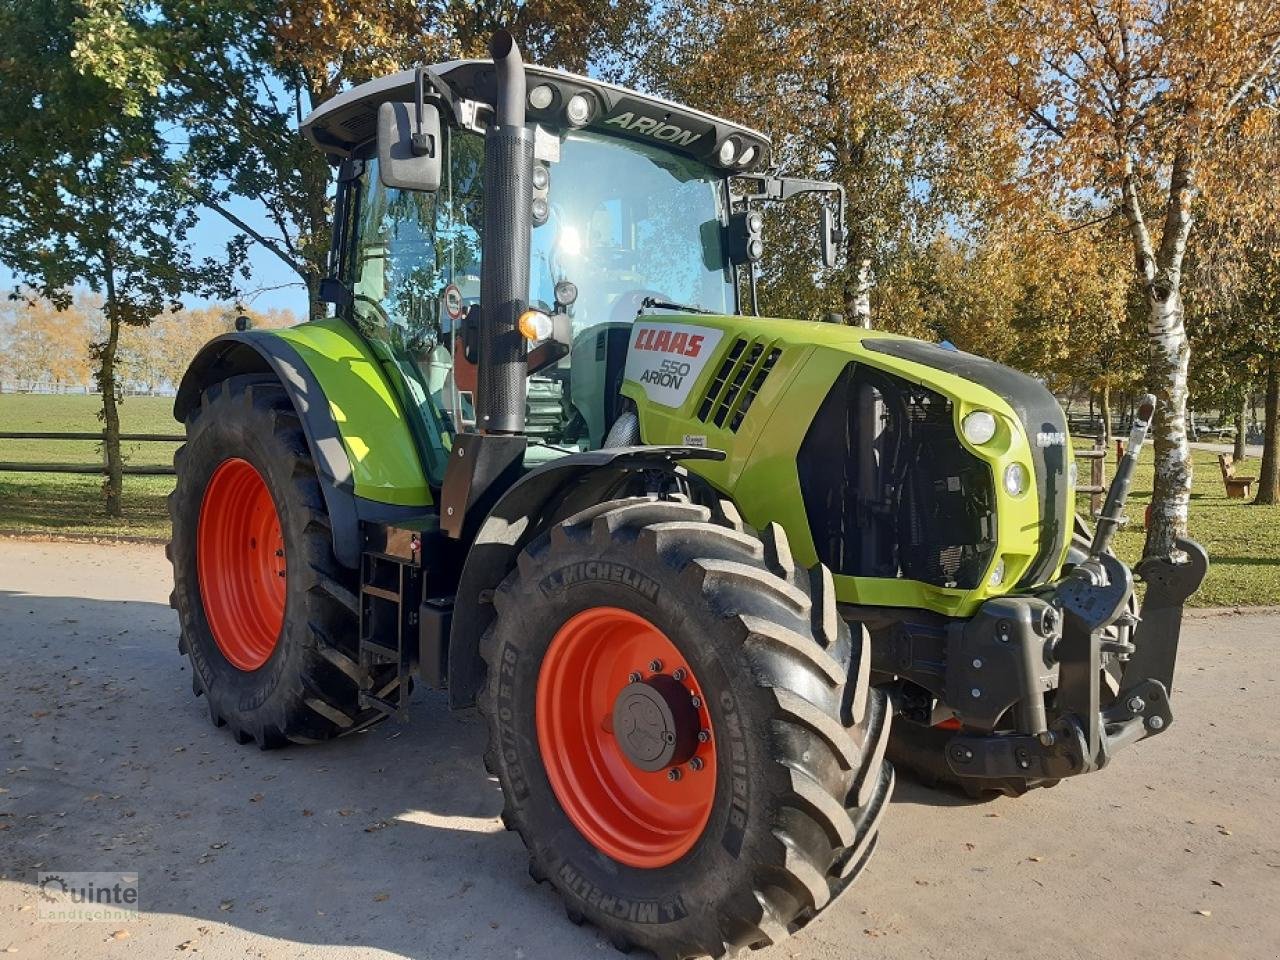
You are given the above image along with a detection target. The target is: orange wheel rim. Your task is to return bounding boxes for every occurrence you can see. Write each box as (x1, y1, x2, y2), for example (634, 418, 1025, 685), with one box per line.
(196, 458, 286, 671)
(536, 607, 716, 868)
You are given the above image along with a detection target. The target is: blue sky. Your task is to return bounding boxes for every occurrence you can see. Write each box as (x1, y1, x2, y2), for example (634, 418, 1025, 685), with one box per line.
(1, 191, 307, 316)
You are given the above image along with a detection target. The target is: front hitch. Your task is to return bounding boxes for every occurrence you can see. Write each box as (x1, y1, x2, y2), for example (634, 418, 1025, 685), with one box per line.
(945, 394, 1209, 781)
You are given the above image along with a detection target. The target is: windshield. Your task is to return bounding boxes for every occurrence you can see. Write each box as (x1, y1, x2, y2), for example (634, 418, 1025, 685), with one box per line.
(532, 130, 733, 327)
(342, 127, 733, 476)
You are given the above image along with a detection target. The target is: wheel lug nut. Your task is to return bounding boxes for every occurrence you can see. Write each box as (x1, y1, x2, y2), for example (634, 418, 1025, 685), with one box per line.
(690, 695, 702, 709)
(672, 667, 687, 681)
(697, 729, 711, 743)
(648, 659, 663, 673)
(627, 672, 642, 684)
(689, 757, 704, 772)
(667, 768, 682, 782)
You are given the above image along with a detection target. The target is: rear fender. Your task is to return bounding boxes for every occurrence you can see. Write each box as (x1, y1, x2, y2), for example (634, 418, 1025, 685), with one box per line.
(446, 446, 723, 708)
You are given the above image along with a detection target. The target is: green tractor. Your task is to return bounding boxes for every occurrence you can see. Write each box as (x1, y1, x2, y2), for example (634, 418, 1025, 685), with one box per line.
(168, 30, 1207, 959)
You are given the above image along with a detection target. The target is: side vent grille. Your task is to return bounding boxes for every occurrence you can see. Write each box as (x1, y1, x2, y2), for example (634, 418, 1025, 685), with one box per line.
(696, 337, 782, 432)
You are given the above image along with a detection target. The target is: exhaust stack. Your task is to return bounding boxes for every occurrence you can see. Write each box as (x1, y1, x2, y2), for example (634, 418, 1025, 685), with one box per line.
(476, 29, 532, 434)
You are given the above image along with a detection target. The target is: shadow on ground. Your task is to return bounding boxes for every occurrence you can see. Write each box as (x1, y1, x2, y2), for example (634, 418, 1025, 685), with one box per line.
(0, 589, 957, 958)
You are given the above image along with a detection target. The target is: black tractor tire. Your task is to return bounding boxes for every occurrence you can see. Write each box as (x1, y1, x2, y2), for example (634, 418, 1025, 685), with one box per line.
(887, 532, 1133, 799)
(167, 374, 400, 748)
(479, 498, 892, 959)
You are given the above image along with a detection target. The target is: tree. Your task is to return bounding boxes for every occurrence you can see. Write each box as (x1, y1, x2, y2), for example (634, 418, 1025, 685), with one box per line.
(943, 0, 1280, 558)
(2, 294, 96, 391)
(0, 0, 235, 515)
(637, 0, 998, 327)
(154, 0, 651, 319)
(126, 303, 300, 391)
(1191, 248, 1280, 505)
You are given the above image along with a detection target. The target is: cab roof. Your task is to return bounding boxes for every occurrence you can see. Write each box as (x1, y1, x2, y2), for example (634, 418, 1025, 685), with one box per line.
(300, 59, 771, 174)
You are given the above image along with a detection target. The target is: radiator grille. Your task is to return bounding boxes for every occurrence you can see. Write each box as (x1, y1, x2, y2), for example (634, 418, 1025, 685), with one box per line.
(696, 338, 781, 432)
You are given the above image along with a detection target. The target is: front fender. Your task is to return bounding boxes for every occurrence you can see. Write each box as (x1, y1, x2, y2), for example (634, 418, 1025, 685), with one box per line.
(175, 321, 433, 567)
(445, 445, 723, 708)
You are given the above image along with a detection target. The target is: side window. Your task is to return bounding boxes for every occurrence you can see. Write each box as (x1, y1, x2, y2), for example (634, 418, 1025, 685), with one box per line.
(343, 158, 450, 480)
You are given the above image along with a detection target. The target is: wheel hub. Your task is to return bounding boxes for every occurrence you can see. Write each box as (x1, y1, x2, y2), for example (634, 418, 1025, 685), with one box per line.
(612, 676, 699, 772)
(196, 457, 286, 672)
(535, 606, 717, 868)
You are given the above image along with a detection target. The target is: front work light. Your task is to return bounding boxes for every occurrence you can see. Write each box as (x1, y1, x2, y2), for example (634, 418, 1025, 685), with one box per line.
(565, 93, 593, 127)
(961, 410, 997, 445)
(1004, 462, 1029, 497)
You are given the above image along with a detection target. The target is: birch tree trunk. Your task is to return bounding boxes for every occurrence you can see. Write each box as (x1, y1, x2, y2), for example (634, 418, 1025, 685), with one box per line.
(1100, 382, 1114, 448)
(846, 257, 873, 329)
(1143, 282, 1193, 556)
(1120, 149, 1195, 560)
(1256, 362, 1279, 505)
(841, 227, 873, 329)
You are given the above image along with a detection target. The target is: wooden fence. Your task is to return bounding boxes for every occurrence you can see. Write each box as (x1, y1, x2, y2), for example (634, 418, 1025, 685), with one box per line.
(0, 431, 182, 476)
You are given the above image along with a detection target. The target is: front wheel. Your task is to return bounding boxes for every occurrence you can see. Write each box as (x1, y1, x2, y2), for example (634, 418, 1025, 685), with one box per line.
(479, 499, 892, 959)
(167, 374, 400, 747)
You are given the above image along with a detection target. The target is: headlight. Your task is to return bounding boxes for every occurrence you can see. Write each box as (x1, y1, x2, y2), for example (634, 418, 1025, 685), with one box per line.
(988, 556, 1006, 588)
(961, 410, 997, 445)
(717, 138, 738, 165)
(1004, 462, 1029, 496)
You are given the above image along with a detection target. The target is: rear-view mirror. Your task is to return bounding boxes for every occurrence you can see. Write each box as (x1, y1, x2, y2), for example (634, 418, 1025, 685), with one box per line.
(821, 204, 839, 268)
(377, 101, 441, 193)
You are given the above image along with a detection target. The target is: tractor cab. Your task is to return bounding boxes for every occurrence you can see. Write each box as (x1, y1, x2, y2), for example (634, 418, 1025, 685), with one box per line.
(302, 58, 785, 479)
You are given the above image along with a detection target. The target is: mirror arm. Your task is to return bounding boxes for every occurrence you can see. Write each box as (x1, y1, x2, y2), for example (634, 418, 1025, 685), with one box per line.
(742, 175, 845, 237)
(412, 66, 435, 157)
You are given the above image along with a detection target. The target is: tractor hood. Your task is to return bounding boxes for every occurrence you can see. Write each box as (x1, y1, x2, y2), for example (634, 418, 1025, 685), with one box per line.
(620, 314, 1073, 618)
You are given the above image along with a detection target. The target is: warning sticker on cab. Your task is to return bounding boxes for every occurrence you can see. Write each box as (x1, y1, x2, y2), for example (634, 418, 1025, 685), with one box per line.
(623, 323, 724, 409)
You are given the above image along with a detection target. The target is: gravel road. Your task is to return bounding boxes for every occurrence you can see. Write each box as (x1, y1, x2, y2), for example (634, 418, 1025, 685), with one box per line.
(1, 538, 1276, 960)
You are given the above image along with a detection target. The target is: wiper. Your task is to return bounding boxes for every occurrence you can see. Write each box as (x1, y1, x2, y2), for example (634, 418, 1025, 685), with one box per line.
(639, 296, 716, 316)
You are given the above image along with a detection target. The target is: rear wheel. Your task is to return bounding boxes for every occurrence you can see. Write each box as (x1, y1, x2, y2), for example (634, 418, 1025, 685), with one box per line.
(479, 498, 892, 959)
(168, 375, 400, 747)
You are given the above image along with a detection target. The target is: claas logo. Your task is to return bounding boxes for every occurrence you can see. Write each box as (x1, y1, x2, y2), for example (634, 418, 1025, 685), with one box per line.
(633, 327, 706, 358)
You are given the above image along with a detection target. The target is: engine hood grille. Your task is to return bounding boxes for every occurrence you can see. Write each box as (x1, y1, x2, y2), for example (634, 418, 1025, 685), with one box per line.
(862, 338, 1069, 587)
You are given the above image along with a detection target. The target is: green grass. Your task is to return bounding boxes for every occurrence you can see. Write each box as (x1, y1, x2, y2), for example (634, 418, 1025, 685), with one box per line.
(0, 393, 178, 538)
(0, 395, 1275, 605)
(1075, 442, 1279, 608)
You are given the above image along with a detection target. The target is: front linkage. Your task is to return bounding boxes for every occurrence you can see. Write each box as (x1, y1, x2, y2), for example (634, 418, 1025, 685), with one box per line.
(882, 396, 1209, 787)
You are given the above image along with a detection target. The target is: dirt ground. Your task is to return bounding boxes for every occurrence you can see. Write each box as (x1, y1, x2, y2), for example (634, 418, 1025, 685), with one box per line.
(0, 539, 1277, 960)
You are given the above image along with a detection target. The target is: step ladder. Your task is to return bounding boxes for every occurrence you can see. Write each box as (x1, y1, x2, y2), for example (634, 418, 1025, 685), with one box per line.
(357, 532, 425, 722)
